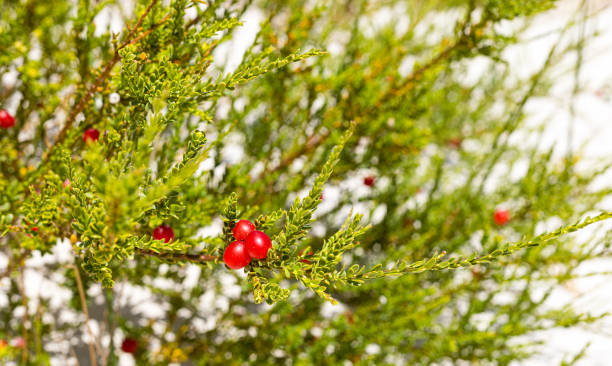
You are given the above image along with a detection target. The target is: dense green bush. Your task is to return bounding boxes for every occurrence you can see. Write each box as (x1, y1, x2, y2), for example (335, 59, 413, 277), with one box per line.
(1, 0, 611, 364)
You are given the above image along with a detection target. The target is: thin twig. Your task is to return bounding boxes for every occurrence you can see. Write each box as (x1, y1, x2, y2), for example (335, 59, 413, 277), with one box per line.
(70, 264, 101, 366)
(268, 130, 331, 175)
(17, 266, 29, 364)
(136, 248, 218, 263)
(378, 6, 480, 103)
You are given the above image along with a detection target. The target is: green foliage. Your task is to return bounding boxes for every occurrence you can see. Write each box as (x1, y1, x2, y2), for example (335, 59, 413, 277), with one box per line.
(485, 0, 557, 20)
(0, 0, 611, 365)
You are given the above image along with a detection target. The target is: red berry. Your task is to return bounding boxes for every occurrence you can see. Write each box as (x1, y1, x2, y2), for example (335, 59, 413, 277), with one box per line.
(121, 338, 138, 354)
(232, 220, 256, 241)
(83, 128, 100, 143)
(0, 109, 15, 128)
(152, 225, 175, 243)
(223, 240, 251, 269)
(494, 209, 510, 226)
(363, 176, 375, 187)
(245, 231, 272, 260)
(299, 248, 314, 264)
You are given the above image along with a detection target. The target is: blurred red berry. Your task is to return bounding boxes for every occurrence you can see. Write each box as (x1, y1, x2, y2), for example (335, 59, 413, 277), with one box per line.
(0, 109, 15, 128)
(232, 220, 256, 241)
(121, 338, 138, 354)
(364, 176, 375, 187)
(83, 128, 100, 143)
(494, 210, 510, 226)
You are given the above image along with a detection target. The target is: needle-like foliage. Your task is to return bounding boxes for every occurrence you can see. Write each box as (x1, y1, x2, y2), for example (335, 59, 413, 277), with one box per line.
(1, 0, 611, 365)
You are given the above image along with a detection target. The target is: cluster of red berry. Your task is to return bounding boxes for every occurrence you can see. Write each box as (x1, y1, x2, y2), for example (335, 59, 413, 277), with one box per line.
(151, 221, 273, 270)
(149, 221, 277, 270)
(224, 220, 272, 270)
(23, 220, 39, 238)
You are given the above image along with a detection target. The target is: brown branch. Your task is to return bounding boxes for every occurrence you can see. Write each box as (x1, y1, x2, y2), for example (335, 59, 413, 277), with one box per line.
(119, 0, 160, 49)
(0, 84, 16, 100)
(256, 19, 474, 181)
(268, 130, 332, 175)
(378, 12, 484, 102)
(136, 248, 219, 263)
(17, 266, 29, 364)
(70, 264, 105, 366)
(379, 38, 462, 102)
(124, 13, 171, 49)
(49, 0, 163, 153)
